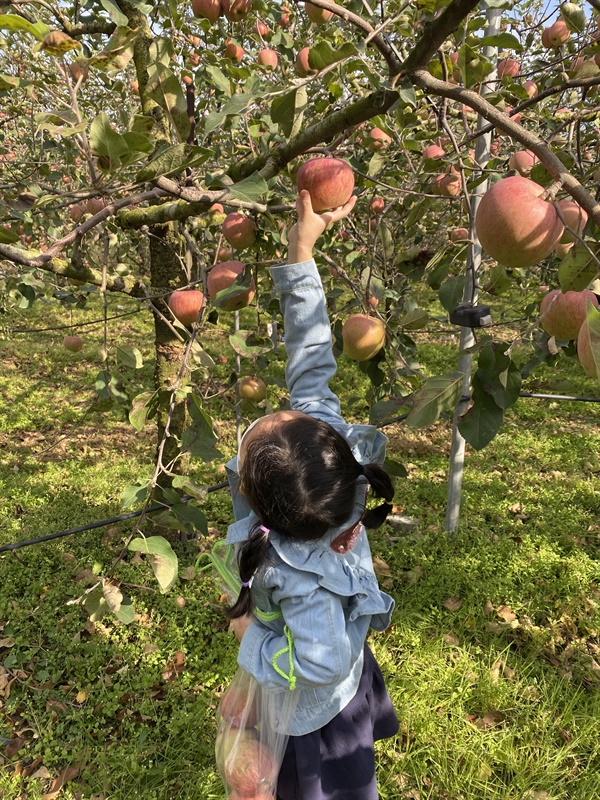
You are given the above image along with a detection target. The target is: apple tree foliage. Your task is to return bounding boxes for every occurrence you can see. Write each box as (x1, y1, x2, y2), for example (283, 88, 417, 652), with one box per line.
(1, 0, 600, 615)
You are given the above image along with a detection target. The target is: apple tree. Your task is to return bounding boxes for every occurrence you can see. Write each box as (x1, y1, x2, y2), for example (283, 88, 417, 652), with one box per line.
(1, 0, 600, 612)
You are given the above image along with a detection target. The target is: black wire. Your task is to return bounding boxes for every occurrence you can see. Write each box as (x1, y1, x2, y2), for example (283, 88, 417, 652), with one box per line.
(12, 309, 140, 334)
(0, 482, 230, 554)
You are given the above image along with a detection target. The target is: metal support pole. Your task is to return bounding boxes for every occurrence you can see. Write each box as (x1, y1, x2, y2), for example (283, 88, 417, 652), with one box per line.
(445, 3, 502, 533)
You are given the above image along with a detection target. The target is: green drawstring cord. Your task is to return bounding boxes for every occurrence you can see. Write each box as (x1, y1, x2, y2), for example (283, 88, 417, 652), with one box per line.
(271, 625, 296, 690)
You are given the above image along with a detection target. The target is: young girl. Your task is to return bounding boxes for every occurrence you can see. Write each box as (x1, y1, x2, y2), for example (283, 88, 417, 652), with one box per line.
(223, 190, 399, 800)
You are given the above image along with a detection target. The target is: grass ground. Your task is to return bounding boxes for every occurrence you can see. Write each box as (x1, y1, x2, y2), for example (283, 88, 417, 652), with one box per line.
(1, 285, 599, 800)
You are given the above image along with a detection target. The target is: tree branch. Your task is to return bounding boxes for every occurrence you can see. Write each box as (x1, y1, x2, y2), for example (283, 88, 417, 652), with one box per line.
(412, 69, 600, 226)
(290, 0, 402, 74)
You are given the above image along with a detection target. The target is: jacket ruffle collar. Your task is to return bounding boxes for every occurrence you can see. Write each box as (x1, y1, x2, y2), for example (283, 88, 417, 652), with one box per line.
(224, 475, 393, 625)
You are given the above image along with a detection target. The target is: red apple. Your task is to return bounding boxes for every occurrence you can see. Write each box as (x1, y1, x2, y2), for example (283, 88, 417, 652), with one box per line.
(296, 157, 354, 212)
(257, 49, 278, 69)
(366, 127, 391, 152)
(221, 213, 256, 249)
(370, 196, 385, 214)
(542, 20, 570, 48)
(192, 0, 221, 20)
(540, 289, 599, 341)
(523, 80, 538, 97)
(475, 176, 564, 268)
(342, 314, 385, 361)
(168, 289, 205, 325)
(254, 21, 270, 37)
(555, 198, 588, 243)
(305, 1, 332, 24)
(224, 738, 278, 798)
(223, 41, 244, 62)
(295, 47, 315, 76)
(450, 227, 469, 241)
(219, 683, 258, 727)
(207, 261, 255, 310)
(508, 150, 538, 177)
(86, 198, 105, 215)
(222, 0, 251, 22)
(63, 335, 83, 352)
(497, 58, 519, 79)
(70, 204, 85, 222)
(422, 144, 445, 160)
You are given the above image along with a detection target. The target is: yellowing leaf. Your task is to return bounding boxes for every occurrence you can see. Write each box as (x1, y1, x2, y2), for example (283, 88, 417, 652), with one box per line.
(443, 597, 463, 612)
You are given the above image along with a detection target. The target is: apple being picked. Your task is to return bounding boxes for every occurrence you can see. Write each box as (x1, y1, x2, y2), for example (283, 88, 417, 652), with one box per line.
(296, 157, 354, 212)
(168, 289, 205, 326)
(238, 377, 267, 402)
(342, 314, 385, 361)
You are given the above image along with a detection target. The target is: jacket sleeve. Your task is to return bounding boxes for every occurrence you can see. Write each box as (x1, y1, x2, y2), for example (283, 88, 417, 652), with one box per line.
(237, 582, 352, 693)
(270, 259, 345, 426)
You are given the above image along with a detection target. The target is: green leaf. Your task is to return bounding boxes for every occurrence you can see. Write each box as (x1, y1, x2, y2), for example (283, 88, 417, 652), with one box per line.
(476, 342, 522, 410)
(484, 264, 512, 295)
(89, 26, 141, 74)
(206, 65, 231, 94)
(181, 396, 223, 461)
(379, 222, 394, 260)
(0, 73, 20, 91)
(271, 87, 307, 138)
(308, 41, 356, 70)
(369, 397, 410, 425)
(406, 372, 464, 428)
(384, 457, 408, 478)
(439, 276, 466, 313)
(99, 0, 129, 25)
(479, 32, 522, 51)
(89, 112, 130, 171)
(121, 482, 148, 509)
(171, 503, 208, 536)
(83, 586, 108, 622)
(397, 79, 417, 108)
(204, 111, 227, 135)
(137, 143, 212, 181)
(398, 308, 429, 331)
(172, 475, 208, 501)
(367, 152, 386, 177)
(115, 595, 135, 624)
(583, 300, 600, 379)
(560, 2, 587, 33)
(128, 536, 179, 593)
(229, 171, 269, 203)
(95, 370, 111, 399)
(558, 246, 599, 293)
(221, 93, 258, 116)
(0, 227, 19, 244)
(129, 391, 157, 431)
(0, 14, 49, 41)
(146, 62, 190, 142)
(458, 375, 505, 450)
(212, 269, 254, 310)
(229, 330, 273, 358)
(116, 344, 143, 369)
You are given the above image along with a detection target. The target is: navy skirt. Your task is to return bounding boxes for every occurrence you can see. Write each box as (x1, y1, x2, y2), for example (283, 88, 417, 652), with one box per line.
(276, 644, 399, 800)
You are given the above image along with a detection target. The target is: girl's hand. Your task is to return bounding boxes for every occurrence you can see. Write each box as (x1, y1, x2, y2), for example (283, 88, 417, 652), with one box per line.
(229, 614, 254, 642)
(288, 190, 357, 264)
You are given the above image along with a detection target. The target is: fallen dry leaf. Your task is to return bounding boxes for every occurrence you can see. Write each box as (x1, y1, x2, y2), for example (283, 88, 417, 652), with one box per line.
(0, 638, 15, 648)
(474, 710, 504, 729)
(443, 597, 463, 612)
(31, 765, 52, 780)
(75, 690, 88, 704)
(443, 633, 460, 646)
(372, 557, 393, 589)
(5, 737, 26, 758)
(483, 600, 495, 615)
(496, 605, 517, 623)
(42, 765, 80, 800)
(180, 566, 196, 581)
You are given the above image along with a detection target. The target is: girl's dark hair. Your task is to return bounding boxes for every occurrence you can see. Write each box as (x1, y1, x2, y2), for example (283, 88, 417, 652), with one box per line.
(227, 416, 394, 619)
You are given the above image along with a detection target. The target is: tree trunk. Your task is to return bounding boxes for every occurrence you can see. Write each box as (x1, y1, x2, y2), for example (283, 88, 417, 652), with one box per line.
(149, 221, 190, 489)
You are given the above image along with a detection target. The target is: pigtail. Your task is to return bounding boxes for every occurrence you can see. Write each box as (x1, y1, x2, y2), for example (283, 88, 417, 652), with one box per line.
(361, 463, 394, 529)
(226, 522, 270, 620)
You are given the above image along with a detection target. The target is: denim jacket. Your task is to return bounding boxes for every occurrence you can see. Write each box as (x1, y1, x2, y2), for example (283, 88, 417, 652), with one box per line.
(224, 259, 394, 736)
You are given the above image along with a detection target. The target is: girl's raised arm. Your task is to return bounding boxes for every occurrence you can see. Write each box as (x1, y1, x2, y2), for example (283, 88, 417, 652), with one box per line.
(270, 192, 356, 424)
